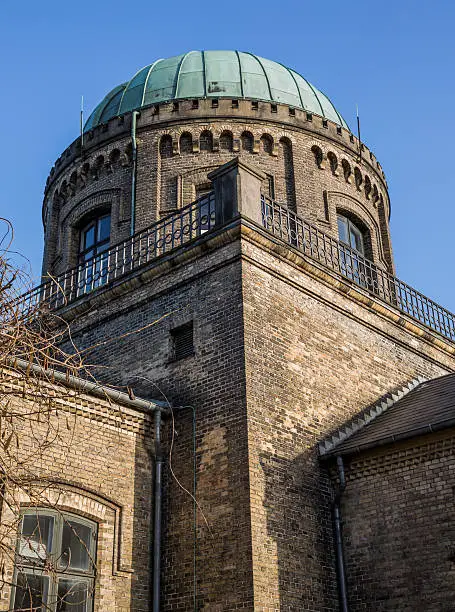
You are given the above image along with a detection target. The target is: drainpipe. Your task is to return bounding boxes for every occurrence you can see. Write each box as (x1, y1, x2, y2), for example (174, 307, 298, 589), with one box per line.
(153, 408, 163, 612)
(130, 111, 140, 235)
(333, 455, 349, 612)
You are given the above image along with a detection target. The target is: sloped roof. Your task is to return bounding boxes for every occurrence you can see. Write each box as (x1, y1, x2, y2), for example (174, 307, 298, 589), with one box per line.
(319, 373, 455, 457)
(84, 50, 349, 132)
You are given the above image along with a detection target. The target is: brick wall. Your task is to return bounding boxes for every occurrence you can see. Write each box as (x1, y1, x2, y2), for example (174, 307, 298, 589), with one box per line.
(0, 369, 155, 612)
(240, 233, 453, 610)
(48, 213, 455, 610)
(43, 98, 392, 279)
(340, 431, 455, 611)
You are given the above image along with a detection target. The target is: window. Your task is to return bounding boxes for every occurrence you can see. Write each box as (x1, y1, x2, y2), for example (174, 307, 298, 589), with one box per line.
(337, 214, 369, 287)
(78, 213, 110, 292)
(171, 322, 194, 360)
(12, 509, 97, 612)
(266, 174, 275, 200)
(337, 215, 365, 254)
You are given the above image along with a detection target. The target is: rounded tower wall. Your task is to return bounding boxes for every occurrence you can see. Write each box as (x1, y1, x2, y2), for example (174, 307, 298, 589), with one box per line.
(42, 98, 393, 278)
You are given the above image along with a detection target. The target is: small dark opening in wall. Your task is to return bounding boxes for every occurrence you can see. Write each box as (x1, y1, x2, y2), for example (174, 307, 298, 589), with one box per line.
(152, 105, 160, 116)
(271, 103, 277, 113)
(171, 322, 194, 360)
(251, 101, 259, 111)
(336, 126, 342, 135)
(192, 99, 199, 109)
(349, 134, 355, 143)
(289, 107, 296, 116)
(211, 99, 219, 108)
(231, 99, 239, 109)
(322, 119, 328, 128)
(173, 101, 179, 112)
(306, 112, 313, 122)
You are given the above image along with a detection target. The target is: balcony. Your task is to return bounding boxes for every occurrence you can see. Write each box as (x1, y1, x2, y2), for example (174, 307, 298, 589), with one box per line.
(18, 159, 455, 345)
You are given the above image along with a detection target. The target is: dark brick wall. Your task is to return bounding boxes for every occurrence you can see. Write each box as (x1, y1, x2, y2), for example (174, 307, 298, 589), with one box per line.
(59, 239, 254, 610)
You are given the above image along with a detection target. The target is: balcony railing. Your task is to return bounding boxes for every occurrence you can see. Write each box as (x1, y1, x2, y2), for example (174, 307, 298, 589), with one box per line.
(15, 185, 455, 345)
(261, 196, 455, 343)
(19, 193, 216, 314)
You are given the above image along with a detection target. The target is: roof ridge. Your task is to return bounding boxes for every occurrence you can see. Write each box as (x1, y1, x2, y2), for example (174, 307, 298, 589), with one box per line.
(318, 376, 427, 457)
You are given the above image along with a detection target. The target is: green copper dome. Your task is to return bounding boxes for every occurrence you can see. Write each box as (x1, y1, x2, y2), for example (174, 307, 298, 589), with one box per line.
(84, 51, 348, 131)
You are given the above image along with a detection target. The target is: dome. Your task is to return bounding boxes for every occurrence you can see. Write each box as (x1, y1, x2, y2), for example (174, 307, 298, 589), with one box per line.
(84, 51, 348, 132)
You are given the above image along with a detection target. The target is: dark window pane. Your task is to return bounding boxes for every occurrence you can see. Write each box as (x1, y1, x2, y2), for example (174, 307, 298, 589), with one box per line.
(82, 249, 95, 263)
(20, 514, 54, 561)
(95, 242, 110, 255)
(83, 226, 95, 249)
(57, 578, 91, 612)
(60, 521, 94, 572)
(14, 572, 49, 611)
(97, 215, 110, 242)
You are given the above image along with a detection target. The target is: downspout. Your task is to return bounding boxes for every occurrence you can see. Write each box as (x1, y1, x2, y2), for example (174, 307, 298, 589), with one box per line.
(333, 455, 349, 612)
(153, 408, 163, 612)
(130, 110, 140, 235)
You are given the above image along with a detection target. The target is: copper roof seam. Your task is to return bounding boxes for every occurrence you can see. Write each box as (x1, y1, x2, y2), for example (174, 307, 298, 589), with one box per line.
(142, 59, 163, 106)
(118, 65, 148, 114)
(245, 52, 273, 100)
(235, 50, 244, 98)
(173, 53, 188, 100)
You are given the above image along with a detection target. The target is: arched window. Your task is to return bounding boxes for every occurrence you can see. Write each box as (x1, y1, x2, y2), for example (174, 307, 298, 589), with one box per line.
(11, 508, 97, 611)
(260, 134, 273, 155)
(159, 135, 173, 159)
(241, 131, 254, 153)
(354, 167, 363, 190)
(337, 214, 365, 255)
(342, 159, 352, 183)
(219, 130, 233, 152)
(327, 152, 338, 175)
(109, 149, 121, 166)
(337, 212, 375, 288)
(199, 130, 213, 152)
(78, 212, 111, 291)
(79, 213, 110, 265)
(180, 132, 193, 154)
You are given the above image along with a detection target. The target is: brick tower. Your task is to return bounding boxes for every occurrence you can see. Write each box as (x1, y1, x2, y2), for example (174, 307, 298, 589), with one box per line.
(32, 51, 455, 610)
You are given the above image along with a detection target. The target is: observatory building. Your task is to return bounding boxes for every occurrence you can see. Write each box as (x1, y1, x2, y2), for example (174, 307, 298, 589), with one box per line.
(10, 51, 455, 611)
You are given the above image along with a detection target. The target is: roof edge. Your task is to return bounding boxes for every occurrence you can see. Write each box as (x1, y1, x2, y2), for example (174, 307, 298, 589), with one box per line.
(318, 376, 427, 458)
(7, 357, 169, 414)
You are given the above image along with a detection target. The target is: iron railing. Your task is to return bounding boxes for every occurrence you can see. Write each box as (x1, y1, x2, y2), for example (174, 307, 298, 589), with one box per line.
(16, 190, 455, 344)
(19, 193, 216, 313)
(261, 196, 455, 342)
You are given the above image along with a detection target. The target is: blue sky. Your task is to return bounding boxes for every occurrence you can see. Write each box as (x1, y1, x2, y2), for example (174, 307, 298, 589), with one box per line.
(2, 0, 455, 310)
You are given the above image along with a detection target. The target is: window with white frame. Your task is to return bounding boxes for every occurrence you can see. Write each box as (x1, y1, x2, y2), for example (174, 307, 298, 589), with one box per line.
(337, 213, 370, 287)
(337, 214, 365, 255)
(12, 509, 97, 612)
(77, 213, 111, 293)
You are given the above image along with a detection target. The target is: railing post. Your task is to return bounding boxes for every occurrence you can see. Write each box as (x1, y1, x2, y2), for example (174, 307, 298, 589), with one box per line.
(208, 157, 266, 226)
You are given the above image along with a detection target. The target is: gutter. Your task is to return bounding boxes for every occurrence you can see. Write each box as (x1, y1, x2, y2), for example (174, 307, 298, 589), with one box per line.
(9, 357, 168, 414)
(324, 416, 455, 459)
(131, 110, 140, 235)
(333, 455, 349, 612)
